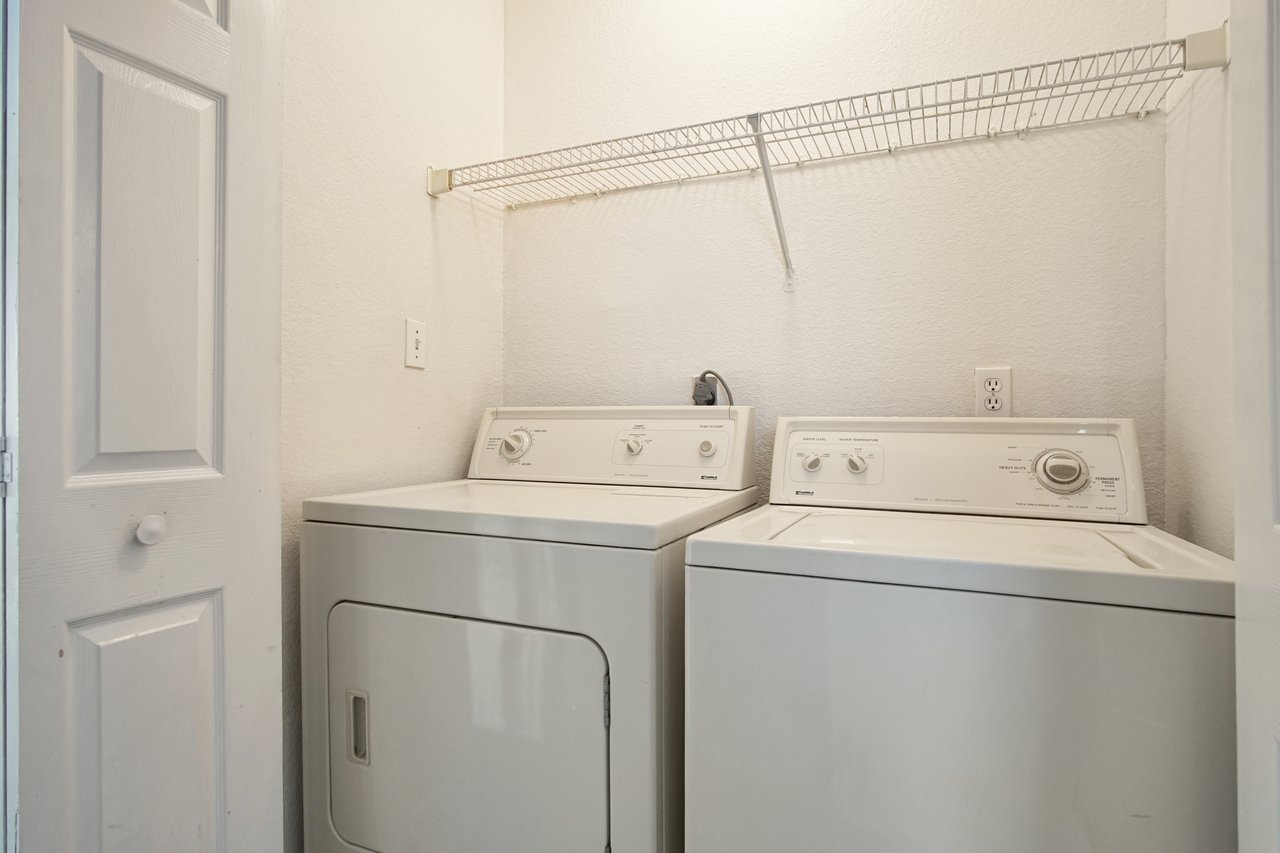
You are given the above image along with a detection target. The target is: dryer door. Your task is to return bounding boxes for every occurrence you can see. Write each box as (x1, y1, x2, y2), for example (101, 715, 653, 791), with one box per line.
(327, 603, 610, 852)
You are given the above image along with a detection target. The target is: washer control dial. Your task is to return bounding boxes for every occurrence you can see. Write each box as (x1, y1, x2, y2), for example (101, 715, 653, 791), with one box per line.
(846, 454, 868, 474)
(624, 438, 644, 456)
(802, 453, 823, 472)
(499, 430, 533, 461)
(698, 439, 717, 457)
(1034, 449, 1089, 494)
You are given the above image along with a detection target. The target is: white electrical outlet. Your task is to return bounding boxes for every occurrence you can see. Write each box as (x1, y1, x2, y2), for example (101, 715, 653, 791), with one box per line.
(404, 319, 426, 369)
(974, 366, 1011, 417)
(691, 373, 720, 404)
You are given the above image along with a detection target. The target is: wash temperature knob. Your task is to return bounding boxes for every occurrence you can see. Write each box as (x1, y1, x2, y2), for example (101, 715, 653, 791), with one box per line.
(624, 438, 644, 456)
(500, 430, 532, 460)
(802, 453, 823, 472)
(847, 455, 868, 474)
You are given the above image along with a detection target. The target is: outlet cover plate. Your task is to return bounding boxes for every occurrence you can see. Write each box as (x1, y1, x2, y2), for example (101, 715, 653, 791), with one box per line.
(691, 373, 720, 405)
(974, 366, 1011, 417)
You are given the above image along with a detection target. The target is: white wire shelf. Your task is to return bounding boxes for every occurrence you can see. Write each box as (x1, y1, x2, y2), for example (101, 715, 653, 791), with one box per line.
(427, 24, 1228, 284)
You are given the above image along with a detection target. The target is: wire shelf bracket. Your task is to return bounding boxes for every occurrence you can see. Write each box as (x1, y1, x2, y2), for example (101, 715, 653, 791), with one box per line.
(427, 23, 1229, 287)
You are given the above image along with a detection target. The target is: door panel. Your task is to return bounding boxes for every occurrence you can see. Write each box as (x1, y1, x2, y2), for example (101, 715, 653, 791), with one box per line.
(175, 0, 221, 26)
(70, 594, 221, 853)
(327, 603, 610, 853)
(68, 37, 224, 479)
(17, 0, 281, 849)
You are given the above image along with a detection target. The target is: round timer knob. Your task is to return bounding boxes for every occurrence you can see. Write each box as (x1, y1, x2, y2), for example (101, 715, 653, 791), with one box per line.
(802, 453, 823, 472)
(1034, 450, 1089, 494)
(846, 454, 868, 474)
(624, 438, 644, 456)
(698, 439, 717, 457)
(499, 430, 532, 460)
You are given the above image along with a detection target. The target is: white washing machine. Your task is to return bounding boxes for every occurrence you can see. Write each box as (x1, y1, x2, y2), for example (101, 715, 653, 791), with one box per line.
(684, 417, 1236, 853)
(302, 406, 756, 853)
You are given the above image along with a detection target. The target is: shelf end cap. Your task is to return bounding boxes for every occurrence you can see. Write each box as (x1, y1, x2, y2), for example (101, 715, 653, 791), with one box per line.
(1185, 21, 1230, 71)
(427, 167, 453, 197)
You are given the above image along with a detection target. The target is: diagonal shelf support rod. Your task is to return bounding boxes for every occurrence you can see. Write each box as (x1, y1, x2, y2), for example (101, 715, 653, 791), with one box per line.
(748, 113, 797, 287)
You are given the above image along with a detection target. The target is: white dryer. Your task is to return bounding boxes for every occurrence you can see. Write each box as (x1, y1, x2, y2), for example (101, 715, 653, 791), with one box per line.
(302, 406, 756, 853)
(684, 417, 1235, 853)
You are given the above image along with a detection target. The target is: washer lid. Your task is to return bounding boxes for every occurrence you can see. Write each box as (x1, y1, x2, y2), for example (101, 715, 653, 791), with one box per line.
(686, 507, 1234, 615)
(304, 479, 759, 549)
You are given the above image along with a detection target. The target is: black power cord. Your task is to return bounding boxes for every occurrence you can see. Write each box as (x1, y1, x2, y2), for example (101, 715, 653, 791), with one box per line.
(692, 370, 735, 406)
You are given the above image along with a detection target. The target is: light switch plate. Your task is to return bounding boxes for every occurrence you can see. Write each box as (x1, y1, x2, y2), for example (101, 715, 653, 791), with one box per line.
(404, 319, 426, 369)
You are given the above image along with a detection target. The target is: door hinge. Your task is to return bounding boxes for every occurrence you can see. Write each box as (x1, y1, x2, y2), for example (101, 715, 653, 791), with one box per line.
(0, 436, 13, 498)
(603, 674, 611, 729)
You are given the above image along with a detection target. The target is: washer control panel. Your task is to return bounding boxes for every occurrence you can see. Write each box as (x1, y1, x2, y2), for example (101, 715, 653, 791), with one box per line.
(469, 406, 755, 490)
(773, 417, 1146, 524)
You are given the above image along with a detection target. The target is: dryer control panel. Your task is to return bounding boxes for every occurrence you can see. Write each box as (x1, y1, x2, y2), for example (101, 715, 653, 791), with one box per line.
(772, 417, 1146, 524)
(469, 406, 755, 490)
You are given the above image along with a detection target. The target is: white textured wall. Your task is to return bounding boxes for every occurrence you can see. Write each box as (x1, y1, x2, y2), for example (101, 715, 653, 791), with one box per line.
(281, 1, 504, 848)
(502, 0, 1170, 515)
(1164, 2, 1233, 556)
(267, 3, 1236, 850)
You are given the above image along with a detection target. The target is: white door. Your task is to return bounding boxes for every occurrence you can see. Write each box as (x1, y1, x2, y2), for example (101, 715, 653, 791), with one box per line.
(1233, 0, 1280, 849)
(1, 0, 10, 846)
(14, 0, 282, 849)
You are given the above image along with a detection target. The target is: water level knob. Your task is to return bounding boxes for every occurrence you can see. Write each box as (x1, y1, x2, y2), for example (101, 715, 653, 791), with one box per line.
(802, 453, 823, 472)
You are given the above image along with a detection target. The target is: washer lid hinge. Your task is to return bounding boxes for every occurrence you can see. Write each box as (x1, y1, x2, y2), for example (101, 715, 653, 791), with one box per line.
(603, 674, 611, 728)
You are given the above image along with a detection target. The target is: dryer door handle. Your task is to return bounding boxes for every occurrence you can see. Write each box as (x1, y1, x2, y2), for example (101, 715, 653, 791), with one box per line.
(347, 689, 370, 765)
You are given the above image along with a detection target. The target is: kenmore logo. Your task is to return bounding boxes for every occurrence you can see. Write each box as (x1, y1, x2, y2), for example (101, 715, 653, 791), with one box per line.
(796, 489, 815, 496)
(700, 475, 718, 480)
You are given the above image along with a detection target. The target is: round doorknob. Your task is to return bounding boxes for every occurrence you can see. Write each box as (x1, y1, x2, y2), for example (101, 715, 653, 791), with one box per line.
(135, 515, 167, 546)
